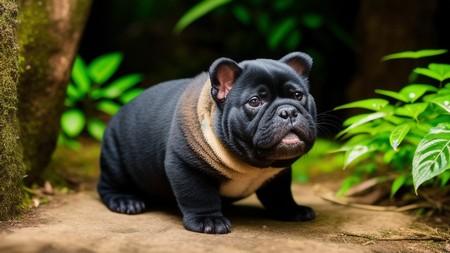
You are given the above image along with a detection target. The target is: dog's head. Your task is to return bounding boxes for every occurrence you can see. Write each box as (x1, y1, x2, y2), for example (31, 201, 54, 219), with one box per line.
(209, 52, 317, 167)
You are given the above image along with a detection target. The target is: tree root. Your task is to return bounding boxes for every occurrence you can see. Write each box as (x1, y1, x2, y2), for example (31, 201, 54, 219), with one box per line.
(314, 184, 450, 212)
(316, 186, 435, 212)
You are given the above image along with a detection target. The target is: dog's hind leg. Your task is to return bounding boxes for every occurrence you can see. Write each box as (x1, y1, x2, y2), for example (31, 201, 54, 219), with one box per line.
(97, 172, 146, 214)
(97, 134, 146, 215)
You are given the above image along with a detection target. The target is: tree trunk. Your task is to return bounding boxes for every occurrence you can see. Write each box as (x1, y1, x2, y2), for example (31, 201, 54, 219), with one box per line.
(17, 0, 92, 184)
(347, 0, 438, 103)
(0, 0, 25, 220)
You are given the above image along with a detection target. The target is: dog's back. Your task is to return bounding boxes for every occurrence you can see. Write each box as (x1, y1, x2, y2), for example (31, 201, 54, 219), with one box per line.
(98, 78, 193, 202)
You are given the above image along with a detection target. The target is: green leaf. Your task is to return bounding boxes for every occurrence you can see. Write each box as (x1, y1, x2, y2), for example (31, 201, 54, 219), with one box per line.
(408, 71, 419, 83)
(390, 175, 407, 198)
(58, 134, 81, 150)
(61, 109, 86, 137)
(90, 89, 102, 100)
(338, 124, 376, 138)
(383, 149, 397, 164)
(174, 0, 232, 34)
(440, 170, 450, 187)
(368, 131, 392, 148)
(336, 175, 361, 197)
(256, 13, 270, 33)
(334, 98, 389, 111)
(268, 17, 296, 49)
(389, 124, 411, 151)
(66, 82, 84, 101)
(429, 115, 450, 128)
(414, 68, 445, 82)
(437, 86, 450, 95)
(94, 74, 143, 99)
(232, 5, 251, 25)
(412, 123, 450, 193)
(399, 84, 438, 103)
(96, 100, 122, 115)
(395, 103, 428, 119)
(338, 112, 386, 138)
(343, 145, 373, 169)
(64, 98, 75, 107)
(384, 115, 407, 125)
(428, 63, 450, 81)
(339, 134, 372, 148)
(338, 116, 392, 138)
(88, 52, 123, 84)
(87, 119, 106, 141)
(285, 30, 302, 51)
(342, 114, 368, 127)
(72, 56, 90, 95)
(375, 85, 437, 103)
(375, 89, 408, 103)
(431, 94, 450, 113)
(273, 0, 294, 11)
(381, 49, 447, 61)
(119, 88, 145, 104)
(301, 13, 323, 29)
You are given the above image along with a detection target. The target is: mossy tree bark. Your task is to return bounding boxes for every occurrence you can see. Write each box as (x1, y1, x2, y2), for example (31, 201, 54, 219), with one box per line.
(347, 0, 438, 103)
(17, 0, 92, 184)
(0, 0, 25, 220)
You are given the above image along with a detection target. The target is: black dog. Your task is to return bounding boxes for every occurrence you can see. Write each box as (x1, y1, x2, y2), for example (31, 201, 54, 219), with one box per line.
(98, 52, 317, 234)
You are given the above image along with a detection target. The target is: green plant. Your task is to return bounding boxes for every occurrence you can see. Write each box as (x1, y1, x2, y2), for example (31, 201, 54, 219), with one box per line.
(174, 0, 231, 34)
(291, 138, 344, 183)
(60, 52, 144, 148)
(174, 0, 353, 51)
(334, 49, 450, 198)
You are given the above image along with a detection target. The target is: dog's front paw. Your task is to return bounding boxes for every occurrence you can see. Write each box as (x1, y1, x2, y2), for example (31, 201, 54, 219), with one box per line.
(183, 215, 231, 234)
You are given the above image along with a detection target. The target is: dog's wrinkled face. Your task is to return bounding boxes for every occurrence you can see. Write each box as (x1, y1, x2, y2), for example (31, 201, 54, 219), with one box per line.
(210, 52, 317, 167)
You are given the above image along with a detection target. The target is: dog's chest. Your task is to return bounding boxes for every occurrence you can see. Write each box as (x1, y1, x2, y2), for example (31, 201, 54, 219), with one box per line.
(219, 168, 282, 198)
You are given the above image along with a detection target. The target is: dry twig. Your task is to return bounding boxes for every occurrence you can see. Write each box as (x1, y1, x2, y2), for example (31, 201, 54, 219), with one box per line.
(341, 232, 448, 242)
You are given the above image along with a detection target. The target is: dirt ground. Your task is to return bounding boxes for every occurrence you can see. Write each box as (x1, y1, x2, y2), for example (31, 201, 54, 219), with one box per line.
(1, 183, 449, 253)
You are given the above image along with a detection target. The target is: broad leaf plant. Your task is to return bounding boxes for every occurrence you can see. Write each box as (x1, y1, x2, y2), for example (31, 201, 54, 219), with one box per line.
(60, 52, 144, 148)
(335, 49, 450, 197)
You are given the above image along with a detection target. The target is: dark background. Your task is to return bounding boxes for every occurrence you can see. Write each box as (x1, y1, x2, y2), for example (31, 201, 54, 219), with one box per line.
(78, 0, 450, 136)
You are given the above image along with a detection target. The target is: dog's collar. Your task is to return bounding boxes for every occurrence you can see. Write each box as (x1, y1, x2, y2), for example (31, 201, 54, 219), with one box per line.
(197, 78, 281, 178)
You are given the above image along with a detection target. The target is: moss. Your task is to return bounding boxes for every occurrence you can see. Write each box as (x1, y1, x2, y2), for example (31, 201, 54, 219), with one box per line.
(15, 0, 92, 184)
(16, 0, 53, 182)
(0, 0, 26, 220)
(17, 0, 50, 76)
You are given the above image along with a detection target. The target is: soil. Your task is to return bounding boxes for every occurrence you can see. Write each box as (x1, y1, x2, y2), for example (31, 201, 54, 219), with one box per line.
(0, 183, 449, 253)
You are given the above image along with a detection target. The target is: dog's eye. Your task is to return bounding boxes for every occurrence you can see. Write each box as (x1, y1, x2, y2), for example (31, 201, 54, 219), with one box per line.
(293, 91, 303, 101)
(247, 96, 262, 107)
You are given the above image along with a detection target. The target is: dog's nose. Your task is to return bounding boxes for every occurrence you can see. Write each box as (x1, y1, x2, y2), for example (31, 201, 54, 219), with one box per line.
(278, 106, 299, 120)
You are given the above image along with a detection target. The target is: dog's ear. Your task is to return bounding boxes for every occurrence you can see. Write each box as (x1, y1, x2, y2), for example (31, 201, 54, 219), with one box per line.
(280, 52, 313, 76)
(209, 58, 242, 104)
